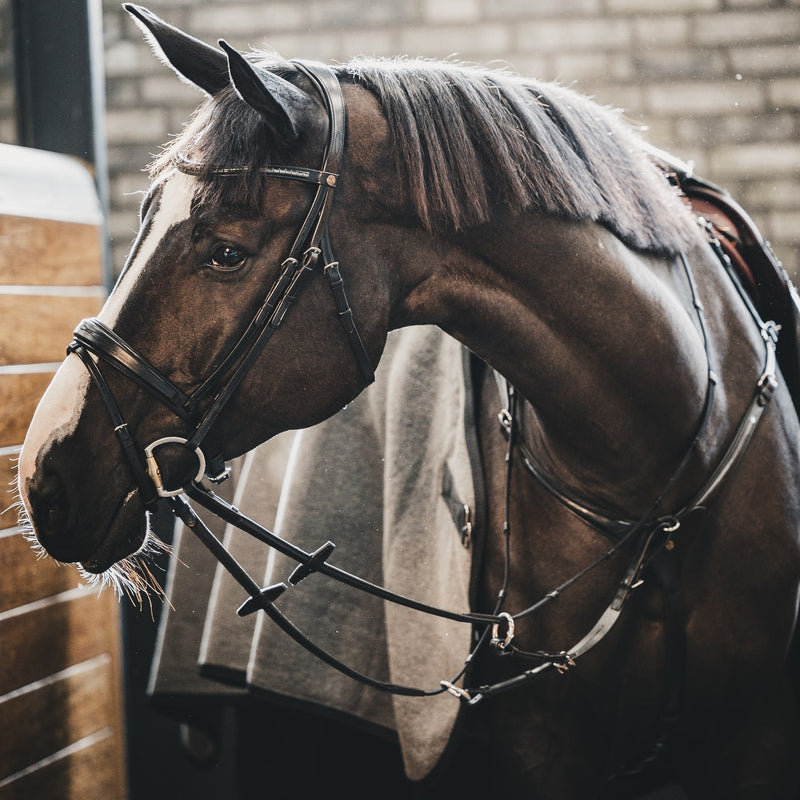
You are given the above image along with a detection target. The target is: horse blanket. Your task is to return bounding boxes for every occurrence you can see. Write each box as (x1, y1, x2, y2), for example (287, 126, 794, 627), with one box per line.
(148, 326, 486, 780)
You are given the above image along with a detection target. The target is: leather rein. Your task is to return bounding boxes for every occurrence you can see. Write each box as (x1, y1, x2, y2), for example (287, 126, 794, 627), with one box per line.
(66, 61, 780, 705)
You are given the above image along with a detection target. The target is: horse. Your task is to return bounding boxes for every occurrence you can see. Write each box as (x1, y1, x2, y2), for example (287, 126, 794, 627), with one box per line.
(16, 4, 800, 797)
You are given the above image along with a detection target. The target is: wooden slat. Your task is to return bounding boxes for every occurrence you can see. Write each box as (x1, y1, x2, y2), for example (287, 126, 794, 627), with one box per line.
(0, 144, 126, 800)
(0, 730, 124, 800)
(0, 589, 118, 695)
(0, 294, 104, 366)
(0, 656, 115, 780)
(0, 452, 18, 526)
(0, 532, 83, 615)
(0, 216, 102, 286)
(0, 371, 54, 448)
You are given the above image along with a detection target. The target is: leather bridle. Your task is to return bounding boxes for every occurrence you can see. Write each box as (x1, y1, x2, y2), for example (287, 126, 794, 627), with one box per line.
(66, 61, 781, 705)
(69, 60, 374, 502)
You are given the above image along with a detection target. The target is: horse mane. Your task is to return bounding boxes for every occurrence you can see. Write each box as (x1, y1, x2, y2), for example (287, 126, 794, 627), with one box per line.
(153, 55, 698, 255)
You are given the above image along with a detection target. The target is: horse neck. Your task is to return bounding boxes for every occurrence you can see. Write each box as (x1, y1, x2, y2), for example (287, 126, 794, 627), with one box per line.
(395, 215, 719, 516)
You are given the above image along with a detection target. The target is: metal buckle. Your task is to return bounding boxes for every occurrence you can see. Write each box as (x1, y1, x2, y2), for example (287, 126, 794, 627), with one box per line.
(440, 680, 472, 701)
(497, 408, 512, 439)
(460, 504, 473, 548)
(144, 436, 206, 497)
(757, 371, 778, 406)
(554, 653, 577, 674)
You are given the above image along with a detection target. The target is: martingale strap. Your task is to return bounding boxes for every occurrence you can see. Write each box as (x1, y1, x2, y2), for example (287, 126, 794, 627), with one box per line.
(469, 239, 780, 704)
(498, 242, 779, 543)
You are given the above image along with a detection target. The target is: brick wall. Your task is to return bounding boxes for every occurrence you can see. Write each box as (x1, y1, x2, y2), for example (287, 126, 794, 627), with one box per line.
(3, 0, 800, 275)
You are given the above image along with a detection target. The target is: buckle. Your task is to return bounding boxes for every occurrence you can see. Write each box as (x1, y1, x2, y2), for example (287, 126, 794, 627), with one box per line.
(497, 408, 513, 439)
(440, 680, 472, 701)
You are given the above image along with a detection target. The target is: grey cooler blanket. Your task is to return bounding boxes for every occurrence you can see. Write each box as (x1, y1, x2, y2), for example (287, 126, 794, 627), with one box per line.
(149, 326, 484, 780)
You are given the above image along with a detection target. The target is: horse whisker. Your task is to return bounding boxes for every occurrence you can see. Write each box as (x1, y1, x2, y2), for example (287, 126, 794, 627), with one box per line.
(14, 462, 172, 611)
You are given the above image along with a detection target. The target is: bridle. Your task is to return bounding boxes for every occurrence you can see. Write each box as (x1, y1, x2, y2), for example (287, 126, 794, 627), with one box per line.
(70, 61, 373, 502)
(66, 61, 781, 705)
(68, 60, 504, 699)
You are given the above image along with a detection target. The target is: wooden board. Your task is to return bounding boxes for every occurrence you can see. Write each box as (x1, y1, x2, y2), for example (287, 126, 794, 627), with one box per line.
(0, 451, 18, 526)
(0, 216, 103, 287)
(0, 145, 126, 799)
(0, 729, 121, 800)
(0, 589, 122, 697)
(0, 655, 116, 780)
(0, 293, 104, 366)
(0, 371, 55, 449)
(0, 590, 126, 797)
(0, 533, 84, 616)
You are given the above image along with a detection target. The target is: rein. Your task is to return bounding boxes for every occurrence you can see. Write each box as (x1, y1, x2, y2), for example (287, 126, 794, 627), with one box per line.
(66, 61, 781, 706)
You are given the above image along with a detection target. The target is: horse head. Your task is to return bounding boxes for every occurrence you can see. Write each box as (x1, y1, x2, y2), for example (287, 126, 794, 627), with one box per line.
(17, 6, 706, 593)
(17, 5, 393, 586)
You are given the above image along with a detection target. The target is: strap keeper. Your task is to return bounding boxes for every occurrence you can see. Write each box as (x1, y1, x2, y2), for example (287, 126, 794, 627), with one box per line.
(338, 306, 355, 330)
(757, 372, 778, 406)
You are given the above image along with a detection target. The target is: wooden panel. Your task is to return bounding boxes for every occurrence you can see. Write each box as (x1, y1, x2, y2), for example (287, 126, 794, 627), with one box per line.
(0, 370, 54, 448)
(0, 145, 126, 800)
(0, 730, 124, 800)
(0, 216, 102, 286)
(0, 656, 115, 780)
(0, 451, 18, 526)
(0, 293, 104, 366)
(0, 533, 83, 616)
(0, 590, 120, 696)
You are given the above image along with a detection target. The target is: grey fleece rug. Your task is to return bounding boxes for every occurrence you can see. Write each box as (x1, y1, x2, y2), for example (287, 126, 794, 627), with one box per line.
(149, 326, 483, 780)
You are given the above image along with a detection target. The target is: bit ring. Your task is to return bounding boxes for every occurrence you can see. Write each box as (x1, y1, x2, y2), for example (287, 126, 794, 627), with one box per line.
(144, 436, 206, 497)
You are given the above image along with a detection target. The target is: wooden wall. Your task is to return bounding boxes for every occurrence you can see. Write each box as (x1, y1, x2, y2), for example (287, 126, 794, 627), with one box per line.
(0, 144, 127, 799)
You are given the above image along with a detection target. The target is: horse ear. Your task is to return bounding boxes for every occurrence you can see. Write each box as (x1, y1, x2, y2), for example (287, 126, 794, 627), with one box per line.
(218, 40, 314, 142)
(123, 4, 229, 95)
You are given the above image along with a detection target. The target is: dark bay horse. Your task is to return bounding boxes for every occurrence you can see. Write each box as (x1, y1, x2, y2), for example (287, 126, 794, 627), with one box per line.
(17, 5, 800, 796)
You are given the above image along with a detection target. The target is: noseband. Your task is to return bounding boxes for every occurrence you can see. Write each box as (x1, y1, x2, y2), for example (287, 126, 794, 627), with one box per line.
(65, 61, 782, 707)
(69, 60, 375, 504)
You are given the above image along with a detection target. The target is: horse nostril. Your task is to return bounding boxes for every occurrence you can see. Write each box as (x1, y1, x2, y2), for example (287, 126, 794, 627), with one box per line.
(30, 469, 72, 548)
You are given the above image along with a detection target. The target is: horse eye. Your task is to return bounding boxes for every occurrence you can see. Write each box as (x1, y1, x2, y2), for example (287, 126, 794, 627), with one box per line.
(208, 244, 248, 272)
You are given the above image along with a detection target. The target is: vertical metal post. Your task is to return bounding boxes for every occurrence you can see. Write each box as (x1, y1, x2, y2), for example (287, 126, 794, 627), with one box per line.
(11, 0, 112, 289)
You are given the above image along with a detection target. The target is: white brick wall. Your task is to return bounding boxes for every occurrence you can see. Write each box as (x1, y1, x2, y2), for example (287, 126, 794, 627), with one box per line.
(1, 0, 797, 275)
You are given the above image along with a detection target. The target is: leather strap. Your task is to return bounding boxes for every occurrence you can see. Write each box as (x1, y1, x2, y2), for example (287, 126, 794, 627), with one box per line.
(185, 481, 501, 627)
(72, 60, 374, 490)
(67, 342, 160, 511)
(72, 318, 191, 419)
